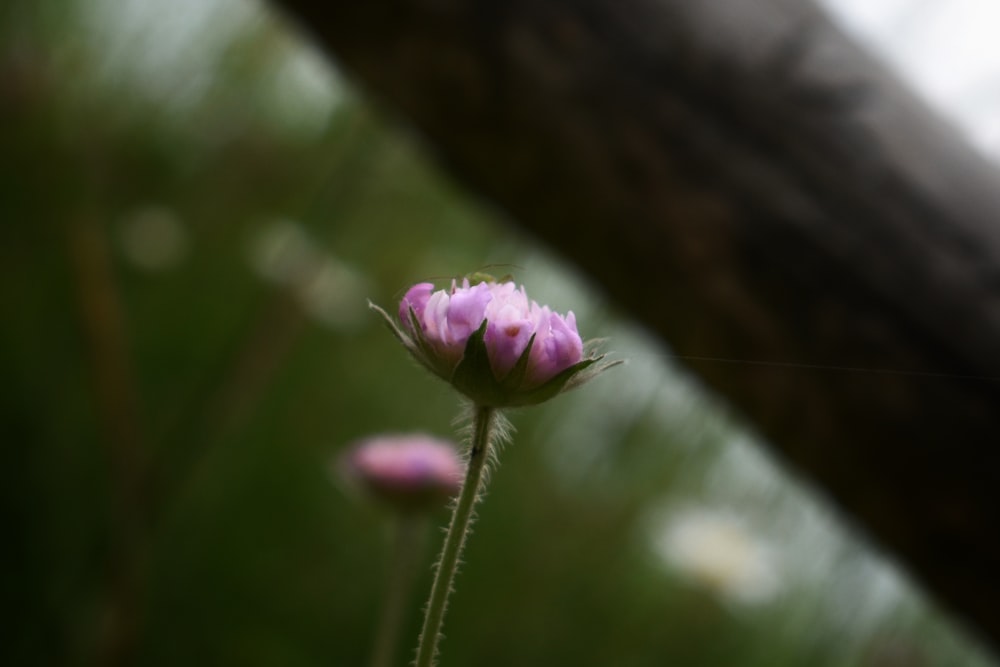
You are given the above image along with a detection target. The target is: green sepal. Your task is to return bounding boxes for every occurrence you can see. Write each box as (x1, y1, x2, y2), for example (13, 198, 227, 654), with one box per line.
(450, 319, 506, 406)
(502, 356, 600, 407)
(369, 300, 410, 346)
(499, 333, 536, 391)
(405, 306, 455, 381)
(369, 301, 450, 381)
(562, 357, 625, 392)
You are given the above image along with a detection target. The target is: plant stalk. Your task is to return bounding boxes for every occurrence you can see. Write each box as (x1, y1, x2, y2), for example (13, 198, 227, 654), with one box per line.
(414, 405, 496, 667)
(370, 514, 426, 667)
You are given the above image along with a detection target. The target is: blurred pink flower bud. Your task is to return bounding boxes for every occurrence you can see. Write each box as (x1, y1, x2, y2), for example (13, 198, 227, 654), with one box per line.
(341, 434, 464, 512)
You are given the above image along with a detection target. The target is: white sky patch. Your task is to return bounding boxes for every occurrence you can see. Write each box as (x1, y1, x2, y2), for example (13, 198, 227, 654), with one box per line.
(818, 0, 1000, 158)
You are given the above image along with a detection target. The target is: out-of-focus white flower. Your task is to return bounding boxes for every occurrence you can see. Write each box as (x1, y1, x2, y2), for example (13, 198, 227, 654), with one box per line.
(249, 219, 368, 330)
(249, 219, 320, 285)
(298, 258, 368, 329)
(652, 507, 780, 605)
(118, 205, 189, 271)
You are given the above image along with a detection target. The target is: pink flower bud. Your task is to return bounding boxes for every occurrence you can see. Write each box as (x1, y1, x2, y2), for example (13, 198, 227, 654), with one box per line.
(400, 279, 582, 389)
(373, 276, 616, 407)
(341, 434, 464, 512)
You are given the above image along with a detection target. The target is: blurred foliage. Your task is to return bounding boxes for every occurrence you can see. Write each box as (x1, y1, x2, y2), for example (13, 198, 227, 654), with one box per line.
(1, 2, 996, 666)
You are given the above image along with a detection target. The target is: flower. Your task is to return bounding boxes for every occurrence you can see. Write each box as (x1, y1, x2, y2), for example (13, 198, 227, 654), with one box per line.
(651, 507, 780, 605)
(373, 277, 616, 407)
(340, 434, 464, 512)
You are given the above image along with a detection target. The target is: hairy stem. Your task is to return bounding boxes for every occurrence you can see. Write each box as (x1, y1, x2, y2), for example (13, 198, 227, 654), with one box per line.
(414, 405, 497, 667)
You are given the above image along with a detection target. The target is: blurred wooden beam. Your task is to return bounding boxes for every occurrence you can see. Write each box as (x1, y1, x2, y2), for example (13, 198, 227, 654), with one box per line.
(271, 0, 1000, 650)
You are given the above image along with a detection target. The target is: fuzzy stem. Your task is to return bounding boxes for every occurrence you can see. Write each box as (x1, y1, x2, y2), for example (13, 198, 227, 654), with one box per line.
(370, 514, 426, 667)
(414, 405, 497, 667)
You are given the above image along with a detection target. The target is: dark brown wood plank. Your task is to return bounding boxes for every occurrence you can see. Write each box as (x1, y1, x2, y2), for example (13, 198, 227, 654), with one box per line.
(272, 0, 1000, 650)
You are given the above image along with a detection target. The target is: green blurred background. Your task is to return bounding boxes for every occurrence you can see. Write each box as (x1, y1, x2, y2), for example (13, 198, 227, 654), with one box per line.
(2, 1, 996, 665)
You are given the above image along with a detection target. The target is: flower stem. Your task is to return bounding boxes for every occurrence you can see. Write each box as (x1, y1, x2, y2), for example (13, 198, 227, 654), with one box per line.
(370, 514, 426, 667)
(414, 405, 497, 667)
